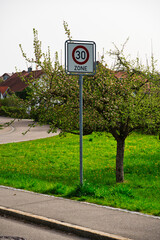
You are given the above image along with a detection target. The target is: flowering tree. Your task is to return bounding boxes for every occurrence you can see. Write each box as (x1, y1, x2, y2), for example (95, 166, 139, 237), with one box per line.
(18, 28, 159, 183)
(83, 56, 160, 182)
(18, 29, 80, 133)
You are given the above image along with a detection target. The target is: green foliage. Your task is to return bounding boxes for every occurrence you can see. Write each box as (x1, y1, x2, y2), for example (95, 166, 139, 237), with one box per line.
(0, 96, 27, 118)
(15, 87, 31, 100)
(17, 27, 160, 137)
(63, 21, 72, 40)
(66, 181, 96, 198)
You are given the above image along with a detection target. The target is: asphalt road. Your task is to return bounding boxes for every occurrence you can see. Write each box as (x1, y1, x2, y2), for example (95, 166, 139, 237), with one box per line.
(0, 216, 89, 240)
(0, 117, 60, 144)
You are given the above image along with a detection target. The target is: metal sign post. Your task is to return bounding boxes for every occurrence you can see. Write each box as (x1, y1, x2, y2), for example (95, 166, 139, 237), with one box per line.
(65, 40, 96, 185)
(79, 74, 83, 185)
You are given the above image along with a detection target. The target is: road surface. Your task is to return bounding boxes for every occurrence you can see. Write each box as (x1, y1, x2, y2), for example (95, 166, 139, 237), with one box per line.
(0, 216, 89, 240)
(0, 117, 60, 144)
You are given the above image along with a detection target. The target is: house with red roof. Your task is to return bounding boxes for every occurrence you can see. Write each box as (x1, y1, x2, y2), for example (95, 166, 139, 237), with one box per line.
(0, 73, 13, 81)
(0, 86, 10, 99)
(0, 68, 43, 99)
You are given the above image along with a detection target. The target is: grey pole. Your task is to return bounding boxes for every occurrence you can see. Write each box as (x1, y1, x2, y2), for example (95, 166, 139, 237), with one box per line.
(79, 74, 83, 186)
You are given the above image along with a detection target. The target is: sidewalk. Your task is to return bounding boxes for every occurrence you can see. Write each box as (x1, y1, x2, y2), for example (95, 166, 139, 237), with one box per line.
(0, 186, 160, 240)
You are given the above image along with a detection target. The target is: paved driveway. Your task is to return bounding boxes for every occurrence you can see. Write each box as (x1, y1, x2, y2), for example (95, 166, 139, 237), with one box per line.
(0, 117, 60, 144)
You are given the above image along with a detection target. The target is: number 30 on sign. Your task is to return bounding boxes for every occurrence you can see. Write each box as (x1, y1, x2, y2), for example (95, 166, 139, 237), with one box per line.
(65, 40, 96, 75)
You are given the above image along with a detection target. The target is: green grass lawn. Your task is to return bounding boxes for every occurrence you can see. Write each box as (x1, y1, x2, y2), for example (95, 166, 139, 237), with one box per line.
(0, 132, 160, 216)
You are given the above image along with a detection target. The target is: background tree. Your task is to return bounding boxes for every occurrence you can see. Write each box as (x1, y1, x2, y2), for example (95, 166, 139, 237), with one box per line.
(0, 77, 3, 83)
(17, 27, 159, 183)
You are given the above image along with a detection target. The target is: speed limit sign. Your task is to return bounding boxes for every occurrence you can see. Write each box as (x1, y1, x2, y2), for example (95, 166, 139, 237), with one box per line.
(65, 40, 96, 75)
(72, 45, 89, 65)
(64, 40, 96, 186)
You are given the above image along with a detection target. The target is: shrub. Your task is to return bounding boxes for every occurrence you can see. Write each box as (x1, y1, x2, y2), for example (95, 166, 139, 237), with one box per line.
(0, 96, 28, 118)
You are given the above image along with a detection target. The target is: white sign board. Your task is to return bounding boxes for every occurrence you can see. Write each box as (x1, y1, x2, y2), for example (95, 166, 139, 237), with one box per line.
(65, 40, 96, 75)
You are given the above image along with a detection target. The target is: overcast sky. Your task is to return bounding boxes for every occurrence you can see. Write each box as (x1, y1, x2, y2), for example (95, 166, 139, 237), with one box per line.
(0, 0, 160, 75)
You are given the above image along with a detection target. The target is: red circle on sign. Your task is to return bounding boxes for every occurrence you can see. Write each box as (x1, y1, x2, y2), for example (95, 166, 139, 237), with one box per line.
(72, 45, 89, 65)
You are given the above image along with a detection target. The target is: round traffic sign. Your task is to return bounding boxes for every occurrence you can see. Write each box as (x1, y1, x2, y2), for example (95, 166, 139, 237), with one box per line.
(72, 45, 89, 65)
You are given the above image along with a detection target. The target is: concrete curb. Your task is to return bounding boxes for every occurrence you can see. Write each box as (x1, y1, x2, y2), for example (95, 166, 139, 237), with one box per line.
(0, 206, 132, 240)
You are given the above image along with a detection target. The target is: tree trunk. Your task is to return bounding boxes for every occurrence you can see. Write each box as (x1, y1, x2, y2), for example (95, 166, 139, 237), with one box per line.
(116, 138, 125, 182)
